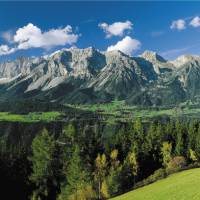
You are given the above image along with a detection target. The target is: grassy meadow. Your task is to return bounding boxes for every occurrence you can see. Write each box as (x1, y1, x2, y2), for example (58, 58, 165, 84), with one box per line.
(68, 101, 200, 122)
(0, 111, 62, 122)
(0, 101, 199, 122)
(112, 168, 200, 200)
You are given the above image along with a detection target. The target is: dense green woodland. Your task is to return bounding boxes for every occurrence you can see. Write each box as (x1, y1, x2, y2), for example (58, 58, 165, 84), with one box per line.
(1, 118, 200, 200)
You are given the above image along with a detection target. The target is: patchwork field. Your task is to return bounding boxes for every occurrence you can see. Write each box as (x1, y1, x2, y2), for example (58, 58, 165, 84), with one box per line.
(0, 101, 199, 122)
(68, 101, 200, 122)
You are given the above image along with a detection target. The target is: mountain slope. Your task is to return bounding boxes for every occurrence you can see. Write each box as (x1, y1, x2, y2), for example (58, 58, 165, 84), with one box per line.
(87, 50, 155, 99)
(0, 48, 200, 106)
(112, 168, 200, 200)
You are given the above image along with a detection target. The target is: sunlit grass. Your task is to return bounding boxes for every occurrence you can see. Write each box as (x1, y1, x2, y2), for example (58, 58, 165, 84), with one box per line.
(0, 112, 62, 122)
(0, 101, 200, 122)
(112, 168, 200, 200)
(68, 101, 200, 121)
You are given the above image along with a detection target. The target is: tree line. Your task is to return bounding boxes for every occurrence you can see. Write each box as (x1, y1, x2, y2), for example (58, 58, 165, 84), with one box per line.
(1, 119, 200, 199)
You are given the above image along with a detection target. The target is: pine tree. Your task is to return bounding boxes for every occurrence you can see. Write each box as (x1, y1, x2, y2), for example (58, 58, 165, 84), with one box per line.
(95, 153, 107, 200)
(145, 123, 156, 152)
(194, 126, 200, 159)
(174, 120, 184, 156)
(131, 119, 144, 153)
(126, 150, 138, 178)
(120, 148, 138, 190)
(58, 123, 76, 179)
(101, 180, 110, 199)
(29, 128, 55, 199)
(59, 145, 92, 200)
(62, 123, 76, 144)
(107, 149, 122, 196)
(161, 142, 172, 168)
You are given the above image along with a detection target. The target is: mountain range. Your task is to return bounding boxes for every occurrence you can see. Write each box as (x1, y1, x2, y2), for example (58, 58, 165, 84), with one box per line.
(0, 47, 200, 106)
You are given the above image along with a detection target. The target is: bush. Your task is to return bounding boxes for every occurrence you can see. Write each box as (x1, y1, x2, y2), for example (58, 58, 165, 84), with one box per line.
(144, 168, 167, 184)
(135, 168, 167, 188)
(167, 156, 187, 173)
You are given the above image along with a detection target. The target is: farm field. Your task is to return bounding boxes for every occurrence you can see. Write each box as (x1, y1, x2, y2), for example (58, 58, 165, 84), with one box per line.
(0, 101, 200, 122)
(68, 101, 200, 122)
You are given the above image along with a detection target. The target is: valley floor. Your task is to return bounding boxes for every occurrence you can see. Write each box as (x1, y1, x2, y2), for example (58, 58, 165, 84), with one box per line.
(0, 111, 61, 122)
(68, 101, 200, 123)
(111, 168, 200, 200)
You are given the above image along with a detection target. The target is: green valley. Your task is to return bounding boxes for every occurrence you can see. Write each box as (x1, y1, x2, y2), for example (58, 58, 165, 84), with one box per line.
(0, 111, 62, 122)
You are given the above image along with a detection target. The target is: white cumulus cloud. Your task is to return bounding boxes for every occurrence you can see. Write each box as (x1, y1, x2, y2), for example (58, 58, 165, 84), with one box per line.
(190, 16, 200, 27)
(0, 23, 79, 56)
(170, 19, 186, 30)
(99, 20, 133, 38)
(14, 23, 79, 50)
(107, 36, 141, 55)
(0, 45, 16, 56)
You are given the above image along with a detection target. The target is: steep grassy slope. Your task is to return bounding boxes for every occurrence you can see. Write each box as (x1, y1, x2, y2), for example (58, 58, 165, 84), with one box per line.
(112, 168, 200, 200)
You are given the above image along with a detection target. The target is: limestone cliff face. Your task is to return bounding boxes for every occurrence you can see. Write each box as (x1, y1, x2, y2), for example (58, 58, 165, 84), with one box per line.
(0, 47, 200, 105)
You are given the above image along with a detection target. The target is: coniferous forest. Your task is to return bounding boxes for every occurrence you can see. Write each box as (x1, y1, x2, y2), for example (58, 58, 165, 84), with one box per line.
(1, 118, 200, 200)
(2, 1, 200, 200)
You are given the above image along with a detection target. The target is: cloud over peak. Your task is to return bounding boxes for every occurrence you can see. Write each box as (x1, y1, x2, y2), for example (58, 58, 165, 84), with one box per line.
(0, 23, 79, 56)
(14, 23, 78, 50)
(99, 20, 133, 38)
(107, 36, 141, 55)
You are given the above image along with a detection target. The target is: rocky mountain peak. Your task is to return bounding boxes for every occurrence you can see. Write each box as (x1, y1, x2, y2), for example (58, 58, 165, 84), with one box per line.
(105, 49, 126, 56)
(140, 51, 172, 74)
(172, 55, 200, 68)
(104, 50, 131, 66)
(1, 47, 200, 106)
(141, 50, 166, 63)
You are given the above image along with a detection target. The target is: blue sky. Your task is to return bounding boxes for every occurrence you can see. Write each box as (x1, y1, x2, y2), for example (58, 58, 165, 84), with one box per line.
(1, 2, 200, 60)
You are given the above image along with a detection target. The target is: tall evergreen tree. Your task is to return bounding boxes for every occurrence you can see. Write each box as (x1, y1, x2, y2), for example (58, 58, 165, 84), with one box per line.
(29, 128, 55, 200)
(131, 119, 144, 153)
(107, 149, 122, 196)
(58, 123, 76, 178)
(188, 121, 197, 151)
(161, 142, 172, 168)
(194, 126, 200, 159)
(120, 147, 138, 191)
(58, 145, 92, 200)
(174, 120, 184, 156)
(95, 153, 107, 200)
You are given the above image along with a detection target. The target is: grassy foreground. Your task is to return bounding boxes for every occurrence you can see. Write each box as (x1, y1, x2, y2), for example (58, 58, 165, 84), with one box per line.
(112, 168, 200, 200)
